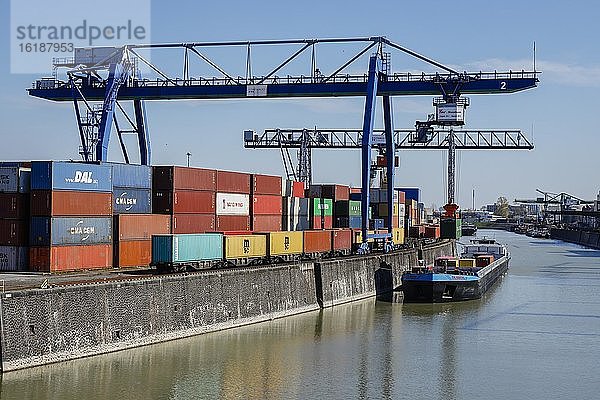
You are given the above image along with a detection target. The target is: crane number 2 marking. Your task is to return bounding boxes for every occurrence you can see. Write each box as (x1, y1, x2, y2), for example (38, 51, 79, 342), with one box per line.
(500, 81, 507, 90)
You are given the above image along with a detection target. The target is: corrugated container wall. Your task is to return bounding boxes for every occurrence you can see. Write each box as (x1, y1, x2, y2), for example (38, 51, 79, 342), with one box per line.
(321, 185, 350, 201)
(112, 188, 152, 214)
(216, 171, 250, 194)
(216, 215, 250, 231)
(0, 167, 31, 193)
(263, 231, 303, 256)
(172, 214, 215, 234)
(152, 233, 223, 264)
(114, 214, 171, 241)
(252, 195, 282, 215)
(153, 166, 216, 191)
(108, 163, 152, 189)
(396, 187, 420, 202)
(153, 190, 215, 214)
(0, 246, 28, 271)
(31, 190, 112, 216)
(0, 219, 28, 246)
(224, 234, 267, 259)
(303, 230, 332, 253)
(332, 229, 352, 251)
(252, 174, 281, 195)
(31, 161, 112, 192)
(114, 240, 152, 268)
(30, 216, 112, 246)
(0, 193, 29, 219)
(29, 244, 112, 272)
(252, 215, 282, 231)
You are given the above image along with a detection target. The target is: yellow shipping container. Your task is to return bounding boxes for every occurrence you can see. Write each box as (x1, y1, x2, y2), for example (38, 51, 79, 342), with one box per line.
(224, 235, 267, 259)
(392, 228, 405, 245)
(264, 231, 303, 256)
(354, 230, 376, 244)
(458, 258, 476, 268)
(377, 203, 399, 217)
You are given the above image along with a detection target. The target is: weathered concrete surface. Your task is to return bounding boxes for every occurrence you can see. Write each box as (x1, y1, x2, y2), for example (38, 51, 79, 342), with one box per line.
(0, 263, 318, 372)
(315, 240, 454, 308)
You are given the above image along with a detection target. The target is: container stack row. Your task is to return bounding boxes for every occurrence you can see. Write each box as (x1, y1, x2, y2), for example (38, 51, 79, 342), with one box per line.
(29, 161, 114, 272)
(251, 174, 282, 231)
(282, 180, 309, 231)
(0, 164, 31, 271)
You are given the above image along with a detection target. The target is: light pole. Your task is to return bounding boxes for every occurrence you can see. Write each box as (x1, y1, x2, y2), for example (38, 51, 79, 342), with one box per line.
(186, 152, 191, 167)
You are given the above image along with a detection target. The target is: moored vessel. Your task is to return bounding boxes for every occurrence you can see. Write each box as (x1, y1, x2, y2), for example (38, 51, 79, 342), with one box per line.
(401, 237, 510, 302)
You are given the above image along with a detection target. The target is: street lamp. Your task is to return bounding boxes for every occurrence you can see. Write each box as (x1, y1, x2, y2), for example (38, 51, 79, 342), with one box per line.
(186, 152, 191, 167)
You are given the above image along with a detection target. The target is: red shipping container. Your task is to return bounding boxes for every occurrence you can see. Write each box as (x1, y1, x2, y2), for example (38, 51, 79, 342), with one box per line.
(396, 190, 406, 203)
(216, 170, 250, 194)
(153, 190, 215, 214)
(424, 225, 440, 239)
(0, 193, 29, 219)
(30, 244, 112, 272)
(216, 215, 250, 231)
(350, 187, 362, 194)
(114, 240, 152, 268)
(321, 185, 350, 201)
(114, 214, 171, 241)
(152, 166, 216, 191)
(252, 174, 282, 195)
(252, 195, 283, 215)
(332, 229, 352, 251)
(311, 215, 333, 230)
(252, 215, 282, 231)
(292, 181, 305, 198)
(303, 230, 332, 253)
(0, 219, 28, 246)
(172, 213, 215, 234)
(31, 190, 112, 216)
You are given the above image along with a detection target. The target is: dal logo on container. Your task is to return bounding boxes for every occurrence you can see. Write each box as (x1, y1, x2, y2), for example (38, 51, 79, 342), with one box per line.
(65, 170, 98, 185)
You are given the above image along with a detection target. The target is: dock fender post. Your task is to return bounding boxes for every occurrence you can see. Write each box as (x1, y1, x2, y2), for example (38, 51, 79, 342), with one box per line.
(314, 262, 324, 308)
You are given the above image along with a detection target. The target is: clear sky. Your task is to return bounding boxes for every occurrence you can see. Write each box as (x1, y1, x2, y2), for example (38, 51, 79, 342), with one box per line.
(1, 0, 599, 209)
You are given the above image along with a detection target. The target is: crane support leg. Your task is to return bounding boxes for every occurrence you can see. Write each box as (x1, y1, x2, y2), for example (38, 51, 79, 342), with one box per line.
(96, 62, 131, 162)
(360, 55, 381, 248)
(134, 99, 151, 165)
(383, 94, 395, 234)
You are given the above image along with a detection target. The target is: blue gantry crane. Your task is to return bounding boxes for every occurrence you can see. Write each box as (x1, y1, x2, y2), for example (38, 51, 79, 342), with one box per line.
(28, 36, 539, 249)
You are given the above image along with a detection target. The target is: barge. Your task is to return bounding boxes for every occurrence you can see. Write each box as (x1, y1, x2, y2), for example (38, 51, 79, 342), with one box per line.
(401, 238, 510, 302)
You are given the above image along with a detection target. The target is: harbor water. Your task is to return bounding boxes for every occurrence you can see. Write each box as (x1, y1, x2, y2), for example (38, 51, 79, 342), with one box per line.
(1, 229, 599, 399)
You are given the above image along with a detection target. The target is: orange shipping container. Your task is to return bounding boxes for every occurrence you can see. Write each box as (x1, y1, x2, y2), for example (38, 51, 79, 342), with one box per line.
(252, 195, 283, 215)
(31, 190, 112, 216)
(252, 215, 282, 231)
(216, 170, 251, 194)
(303, 230, 332, 253)
(114, 240, 152, 268)
(153, 190, 215, 214)
(114, 214, 171, 241)
(252, 174, 282, 195)
(30, 244, 112, 272)
(332, 229, 352, 251)
(152, 166, 216, 191)
(172, 214, 215, 234)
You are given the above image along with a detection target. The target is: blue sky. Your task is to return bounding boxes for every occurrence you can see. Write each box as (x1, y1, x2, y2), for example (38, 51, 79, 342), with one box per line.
(1, 0, 599, 208)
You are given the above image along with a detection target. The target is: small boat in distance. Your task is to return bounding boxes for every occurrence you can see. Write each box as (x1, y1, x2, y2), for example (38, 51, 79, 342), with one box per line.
(401, 237, 510, 302)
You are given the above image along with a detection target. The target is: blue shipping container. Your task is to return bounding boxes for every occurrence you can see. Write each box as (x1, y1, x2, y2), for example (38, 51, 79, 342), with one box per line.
(335, 216, 362, 229)
(112, 187, 152, 214)
(152, 233, 223, 264)
(349, 193, 362, 201)
(107, 163, 152, 189)
(30, 216, 112, 246)
(31, 161, 112, 192)
(370, 219, 385, 230)
(396, 187, 420, 202)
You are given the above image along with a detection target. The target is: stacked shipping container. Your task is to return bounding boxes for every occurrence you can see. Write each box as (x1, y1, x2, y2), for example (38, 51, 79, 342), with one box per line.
(29, 161, 113, 272)
(251, 174, 282, 231)
(282, 180, 309, 231)
(111, 163, 172, 268)
(216, 170, 251, 231)
(0, 166, 31, 270)
(153, 166, 217, 233)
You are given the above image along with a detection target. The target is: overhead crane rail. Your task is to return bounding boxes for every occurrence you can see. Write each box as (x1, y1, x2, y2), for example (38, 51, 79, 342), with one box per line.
(244, 129, 534, 150)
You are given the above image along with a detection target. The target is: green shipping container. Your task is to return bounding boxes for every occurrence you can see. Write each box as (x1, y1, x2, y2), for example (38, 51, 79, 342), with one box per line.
(311, 198, 333, 217)
(440, 218, 462, 239)
(334, 200, 361, 217)
(152, 233, 223, 264)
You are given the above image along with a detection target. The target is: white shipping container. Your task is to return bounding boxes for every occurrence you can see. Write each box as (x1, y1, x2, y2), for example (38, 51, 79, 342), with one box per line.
(216, 193, 250, 216)
(0, 167, 31, 193)
(398, 203, 406, 218)
(0, 246, 28, 271)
